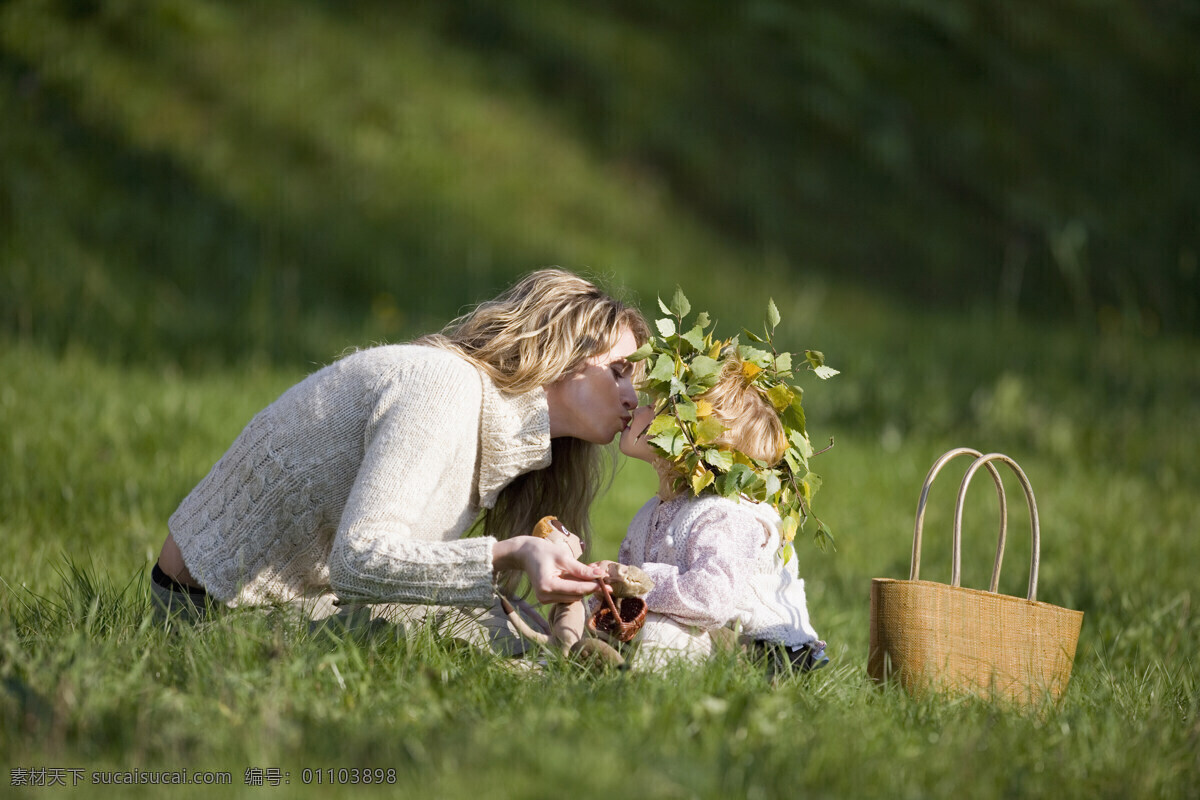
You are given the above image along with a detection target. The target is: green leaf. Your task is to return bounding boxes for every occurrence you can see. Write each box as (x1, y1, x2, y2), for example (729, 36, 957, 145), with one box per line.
(643, 381, 672, 401)
(656, 317, 677, 337)
(813, 365, 840, 380)
(626, 341, 653, 362)
(742, 328, 766, 343)
(658, 296, 672, 316)
(779, 486, 794, 509)
(724, 463, 754, 492)
(762, 470, 781, 498)
(652, 419, 691, 455)
(693, 416, 725, 445)
(789, 429, 814, 459)
(669, 287, 691, 318)
(688, 355, 721, 380)
(805, 350, 825, 369)
(675, 396, 698, 423)
(649, 355, 677, 382)
(774, 352, 792, 373)
(695, 311, 711, 329)
(681, 325, 705, 352)
(702, 448, 735, 471)
(799, 474, 816, 504)
(744, 471, 768, 501)
(650, 431, 687, 458)
(738, 345, 773, 366)
(814, 520, 836, 553)
(767, 298, 781, 330)
(781, 395, 807, 436)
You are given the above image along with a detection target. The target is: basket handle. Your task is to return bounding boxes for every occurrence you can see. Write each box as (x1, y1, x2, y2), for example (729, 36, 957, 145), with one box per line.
(912, 447, 1009, 592)
(595, 578, 622, 620)
(955, 453, 1040, 601)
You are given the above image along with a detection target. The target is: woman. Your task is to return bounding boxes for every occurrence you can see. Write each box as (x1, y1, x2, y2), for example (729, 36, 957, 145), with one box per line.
(153, 269, 649, 645)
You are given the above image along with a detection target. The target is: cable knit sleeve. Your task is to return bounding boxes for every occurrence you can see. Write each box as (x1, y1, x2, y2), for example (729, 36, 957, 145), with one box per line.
(640, 502, 767, 630)
(328, 359, 497, 607)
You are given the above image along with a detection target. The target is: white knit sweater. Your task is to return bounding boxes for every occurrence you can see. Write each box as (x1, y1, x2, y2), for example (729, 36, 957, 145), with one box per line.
(169, 345, 551, 612)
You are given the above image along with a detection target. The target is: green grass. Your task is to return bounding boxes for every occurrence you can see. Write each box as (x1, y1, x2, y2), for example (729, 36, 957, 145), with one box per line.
(2, 307, 1197, 798)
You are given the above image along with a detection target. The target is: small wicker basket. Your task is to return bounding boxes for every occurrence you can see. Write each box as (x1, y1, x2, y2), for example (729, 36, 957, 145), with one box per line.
(587, 580, 647, 643)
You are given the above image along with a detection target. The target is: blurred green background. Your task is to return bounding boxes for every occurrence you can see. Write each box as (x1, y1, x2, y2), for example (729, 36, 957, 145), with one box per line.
(2, 4, 1198, 795)
(3, 0, 1198, 370)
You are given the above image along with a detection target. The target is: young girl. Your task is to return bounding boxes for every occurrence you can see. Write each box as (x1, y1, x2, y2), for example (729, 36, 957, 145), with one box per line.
(613, 354, 830, 672)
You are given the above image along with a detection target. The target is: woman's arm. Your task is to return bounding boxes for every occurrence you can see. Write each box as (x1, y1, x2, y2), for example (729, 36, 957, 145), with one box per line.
(328, 358, 599, 607)
(327, 362, 499, 606)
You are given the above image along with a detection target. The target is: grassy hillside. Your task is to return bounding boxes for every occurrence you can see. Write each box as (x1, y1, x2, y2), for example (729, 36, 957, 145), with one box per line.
(3, 0, 1199, 371)
(1, 0, 767, 366)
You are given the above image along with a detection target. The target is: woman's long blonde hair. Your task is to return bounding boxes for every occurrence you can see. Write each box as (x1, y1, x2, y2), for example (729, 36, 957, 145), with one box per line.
(417, 268, 649, 545)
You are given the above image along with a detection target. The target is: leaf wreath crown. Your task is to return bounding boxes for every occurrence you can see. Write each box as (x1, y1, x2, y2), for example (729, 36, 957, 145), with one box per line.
(627, 288, 839, 556)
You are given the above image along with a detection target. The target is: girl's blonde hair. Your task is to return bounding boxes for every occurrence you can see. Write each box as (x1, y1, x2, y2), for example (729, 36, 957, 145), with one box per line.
(417, 268, 649, 543)
(701, 358, 787, 466)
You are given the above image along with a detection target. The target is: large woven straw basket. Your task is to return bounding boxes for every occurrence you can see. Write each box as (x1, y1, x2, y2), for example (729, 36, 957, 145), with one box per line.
(868, 448, 1084, 704)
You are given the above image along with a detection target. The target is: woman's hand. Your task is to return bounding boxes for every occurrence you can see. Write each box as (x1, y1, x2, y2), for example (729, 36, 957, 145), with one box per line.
(492, 535, 604, 605)
(590, 560, 620, 579)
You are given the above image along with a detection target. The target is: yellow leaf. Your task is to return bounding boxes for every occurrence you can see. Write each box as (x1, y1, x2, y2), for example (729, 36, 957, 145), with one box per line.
(694, 416, 725, 445)
(694, 399, 714, 418)
(766, 384, 794, 412)
(781, 512, 800, 544)
(691, 463, 715, 495)
(648, 414, 681, 436)
(742, 361, 762, 381)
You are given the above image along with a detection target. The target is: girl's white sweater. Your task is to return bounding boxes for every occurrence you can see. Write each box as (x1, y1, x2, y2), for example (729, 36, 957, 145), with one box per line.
(620, 493, 820, 647)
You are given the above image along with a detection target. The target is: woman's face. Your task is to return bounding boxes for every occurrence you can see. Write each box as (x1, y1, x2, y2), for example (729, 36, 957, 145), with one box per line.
(618, 404, 659, 463)
(544, 326, 640, 444)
